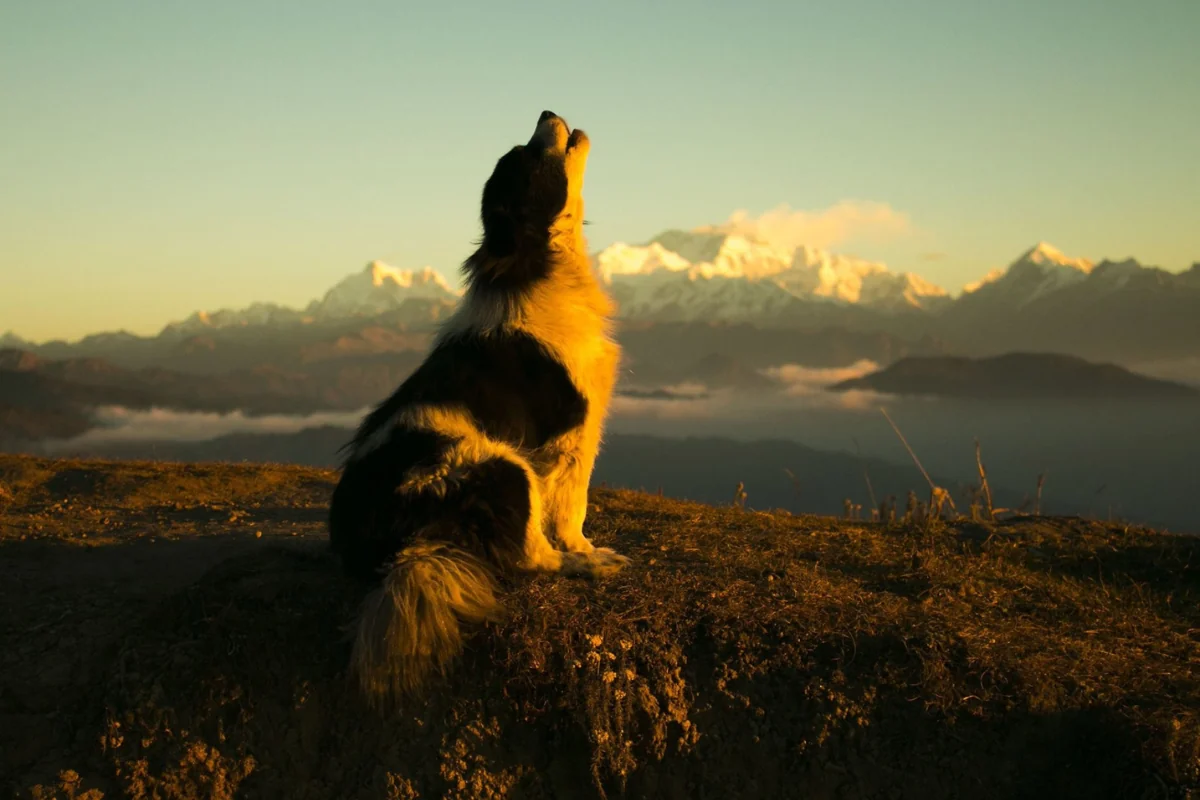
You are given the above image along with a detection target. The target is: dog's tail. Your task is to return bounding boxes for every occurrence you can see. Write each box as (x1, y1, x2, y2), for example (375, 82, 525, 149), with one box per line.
(349, 541, 502, 708)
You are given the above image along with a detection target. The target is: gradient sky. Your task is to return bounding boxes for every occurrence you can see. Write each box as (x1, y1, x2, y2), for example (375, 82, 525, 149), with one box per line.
(2, 0, 1197, 342)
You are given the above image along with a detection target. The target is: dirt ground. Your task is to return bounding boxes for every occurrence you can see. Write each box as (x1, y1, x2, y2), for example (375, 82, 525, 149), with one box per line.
(1, 454, 1197, 799)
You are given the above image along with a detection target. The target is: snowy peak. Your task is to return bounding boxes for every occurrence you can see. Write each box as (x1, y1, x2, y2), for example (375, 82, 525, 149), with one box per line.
(365, 261, 457, 293)
(596, 241, 692, 282)
(599, 232, 792, 282)
(308, 261, 461, 320)
(962, 268, 1005, 295)
(594, 229, 949, 320)
(160, 260, 462, 336)
(164, 303, 305, 336)
(955, 244, 1198, 313)
(785, 246, 945, 306)
(859, 271, 950, 311)
(695, 233, 792, 280)
(961, 242, 1096, 307)
(1021, 241, 1095, 274)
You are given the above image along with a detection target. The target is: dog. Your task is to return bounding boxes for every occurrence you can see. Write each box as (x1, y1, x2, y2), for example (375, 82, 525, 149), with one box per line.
(328, 110, 629, 708)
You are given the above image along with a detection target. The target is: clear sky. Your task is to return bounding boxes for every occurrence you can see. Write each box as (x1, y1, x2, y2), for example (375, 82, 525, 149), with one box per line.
(2, 0, 1197, 342)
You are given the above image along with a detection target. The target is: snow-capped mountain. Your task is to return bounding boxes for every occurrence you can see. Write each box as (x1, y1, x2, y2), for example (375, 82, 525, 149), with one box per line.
(309, 261, 461, 320)
(958, 242, 1094, 308)
(594, 230, 949, 322)
(951, 243, 1195, 316)
(7, 230, 1198, 372)
(161, 261, 462, 337)
(941, 244, 1200, 362)
(164, 303, 307, 337)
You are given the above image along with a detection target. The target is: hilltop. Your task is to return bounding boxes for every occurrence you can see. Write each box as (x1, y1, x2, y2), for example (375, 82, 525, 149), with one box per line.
(2, 455, 1198, 799)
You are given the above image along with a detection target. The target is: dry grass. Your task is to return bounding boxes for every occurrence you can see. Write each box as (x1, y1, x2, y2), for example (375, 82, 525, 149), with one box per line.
(1, 453, 1198, 799)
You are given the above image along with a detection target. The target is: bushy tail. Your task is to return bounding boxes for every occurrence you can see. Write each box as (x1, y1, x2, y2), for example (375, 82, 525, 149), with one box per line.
(349, 541, 502, 708)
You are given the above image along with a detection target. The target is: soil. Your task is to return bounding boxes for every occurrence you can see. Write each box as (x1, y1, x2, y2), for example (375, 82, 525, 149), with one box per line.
(1, 454, 1197, 799)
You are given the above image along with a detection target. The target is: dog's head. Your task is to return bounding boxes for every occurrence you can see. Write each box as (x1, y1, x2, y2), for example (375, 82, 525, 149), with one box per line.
(469, 111, 590, 286)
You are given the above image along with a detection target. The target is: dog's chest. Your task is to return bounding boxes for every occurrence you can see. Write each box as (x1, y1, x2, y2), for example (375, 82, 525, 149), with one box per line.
(554, 324, 620, 407)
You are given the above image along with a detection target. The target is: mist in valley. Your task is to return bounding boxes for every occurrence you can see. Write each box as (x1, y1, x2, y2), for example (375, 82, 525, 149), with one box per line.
(32, 372, 1200, 534)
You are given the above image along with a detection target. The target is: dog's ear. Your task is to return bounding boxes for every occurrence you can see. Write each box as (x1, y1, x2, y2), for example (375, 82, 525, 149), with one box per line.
(483, 204, 518, 259)
(480, 147, 527, 259)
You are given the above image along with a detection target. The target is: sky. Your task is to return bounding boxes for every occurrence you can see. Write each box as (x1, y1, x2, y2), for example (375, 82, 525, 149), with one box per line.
(2, 0, 1198, 342)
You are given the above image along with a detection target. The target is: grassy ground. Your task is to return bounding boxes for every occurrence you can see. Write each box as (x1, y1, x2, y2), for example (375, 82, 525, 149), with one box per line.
(1, 453, 1198, 799)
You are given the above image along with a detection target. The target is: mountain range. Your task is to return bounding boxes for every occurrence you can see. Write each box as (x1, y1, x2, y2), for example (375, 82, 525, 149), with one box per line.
(3, 231, 1198, 374)
(597, 230, 951, 319)
(161, 261, 462, 337)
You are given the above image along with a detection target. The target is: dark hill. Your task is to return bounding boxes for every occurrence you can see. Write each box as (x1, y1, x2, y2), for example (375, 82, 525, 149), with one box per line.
(830, 352, 1198, 399)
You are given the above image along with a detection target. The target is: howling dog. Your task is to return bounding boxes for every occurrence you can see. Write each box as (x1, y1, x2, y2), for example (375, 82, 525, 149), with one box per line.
(329, 111, 629, 708)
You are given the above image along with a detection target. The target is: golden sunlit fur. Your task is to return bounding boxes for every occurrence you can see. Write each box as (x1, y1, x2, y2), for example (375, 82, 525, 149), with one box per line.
(331, 112, 628, 710)
(449, 121, 621, 559)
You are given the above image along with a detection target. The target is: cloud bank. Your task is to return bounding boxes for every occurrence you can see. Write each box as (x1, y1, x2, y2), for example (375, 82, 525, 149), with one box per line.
(703, 202, 912, 251)
(49, 406, 370, 447)
(41, 365, 895, 453)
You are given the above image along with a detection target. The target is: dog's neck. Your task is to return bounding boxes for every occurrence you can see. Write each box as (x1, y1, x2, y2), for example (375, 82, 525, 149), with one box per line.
(450, 214, 611, 327)
(457, 258, 607, 326)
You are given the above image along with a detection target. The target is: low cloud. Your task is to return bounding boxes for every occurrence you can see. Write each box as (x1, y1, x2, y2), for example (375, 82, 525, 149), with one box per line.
(611, 385, 728, 420)
(50, 405, 369, 447)
(762, 360, 881, 394)
(611, 364, 894, 420)
(761, 360, 892, 411)
(704, 202, 911, 251)
(44, 370, 894, 453)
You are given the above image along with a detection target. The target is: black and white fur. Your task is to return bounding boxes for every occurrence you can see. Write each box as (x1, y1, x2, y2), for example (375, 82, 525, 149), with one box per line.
(329, 111, 628, 708)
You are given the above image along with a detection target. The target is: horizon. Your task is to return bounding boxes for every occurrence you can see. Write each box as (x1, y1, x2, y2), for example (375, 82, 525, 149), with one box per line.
(3, 0, 1198, 341)
(0, 234, 1184, 347)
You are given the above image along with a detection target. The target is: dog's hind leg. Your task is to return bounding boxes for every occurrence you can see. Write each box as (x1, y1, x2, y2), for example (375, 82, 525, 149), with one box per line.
(490, 448, 626, 580)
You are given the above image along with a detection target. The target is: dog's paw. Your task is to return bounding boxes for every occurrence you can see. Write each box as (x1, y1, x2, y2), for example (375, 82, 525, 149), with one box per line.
(552, 527, 596, 554)
(586, 547, 631, 578)
(558, 547, 631, 579)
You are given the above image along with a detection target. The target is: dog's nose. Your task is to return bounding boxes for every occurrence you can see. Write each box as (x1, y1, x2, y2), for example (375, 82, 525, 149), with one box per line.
(530, 111, 570, 151)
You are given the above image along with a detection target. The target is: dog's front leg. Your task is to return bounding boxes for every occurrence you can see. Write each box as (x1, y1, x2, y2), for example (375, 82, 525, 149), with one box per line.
(539, 429, 629, 576)
(540, 430, 598, 553)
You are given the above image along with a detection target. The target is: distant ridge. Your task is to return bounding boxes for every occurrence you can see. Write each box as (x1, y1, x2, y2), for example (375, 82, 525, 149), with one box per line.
(830, 353, 1198, 399)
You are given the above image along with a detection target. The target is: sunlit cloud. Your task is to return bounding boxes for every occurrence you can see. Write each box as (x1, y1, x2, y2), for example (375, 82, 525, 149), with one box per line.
(761, 360, 881, 394)
(701, 202, 912, 251)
